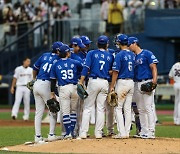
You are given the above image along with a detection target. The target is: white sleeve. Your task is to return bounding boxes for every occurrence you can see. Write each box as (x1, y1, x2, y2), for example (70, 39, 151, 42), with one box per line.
(30, 67, 33, 80)
(13, 67, 19, 79)
(169, 65, 174, 78)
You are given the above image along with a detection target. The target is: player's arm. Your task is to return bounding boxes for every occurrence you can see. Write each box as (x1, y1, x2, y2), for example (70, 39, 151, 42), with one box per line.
(10, 77, 17, 94)
(33, 70, 38, 80)
(79, 51, 92, 85)
(110, 71, 118, 92)
(50, 64, 57, 99)
(150, 63, 158, 84)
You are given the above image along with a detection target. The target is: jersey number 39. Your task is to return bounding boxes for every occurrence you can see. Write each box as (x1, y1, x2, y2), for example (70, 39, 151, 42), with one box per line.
(61, 70, 74, 80)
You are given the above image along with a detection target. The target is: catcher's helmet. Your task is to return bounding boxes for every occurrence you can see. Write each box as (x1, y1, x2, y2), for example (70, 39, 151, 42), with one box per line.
(114, 34, 128, 45)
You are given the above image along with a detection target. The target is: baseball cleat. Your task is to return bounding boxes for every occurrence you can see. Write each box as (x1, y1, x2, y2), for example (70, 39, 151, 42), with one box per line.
(112, 134, 128, 139)
(47, 134, 62, 141)
(96, 135, 102, 139)
(12, 116, 16, 120)
(133, 134, 141, 138)
(63, 134, 72, 140)
(140, 134, 149, 139)
(107, 132, 116, 137)
(79, 133, 87, 139)
(34, 136, 46, 143)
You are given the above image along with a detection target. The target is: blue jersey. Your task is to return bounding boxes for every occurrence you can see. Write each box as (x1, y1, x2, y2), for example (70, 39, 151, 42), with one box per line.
(134, 49, 159, 81)
(77, 51, 87, 62)
(33, 52, 60, 80)
(81, 49, 113, 80)
(50, 58, 83, 86)
(112, 49, 135, 79)
(70, 51, 83, 64)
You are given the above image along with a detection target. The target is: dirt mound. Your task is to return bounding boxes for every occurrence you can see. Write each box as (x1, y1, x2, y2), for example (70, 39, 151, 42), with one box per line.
(2, 138, 180, 154)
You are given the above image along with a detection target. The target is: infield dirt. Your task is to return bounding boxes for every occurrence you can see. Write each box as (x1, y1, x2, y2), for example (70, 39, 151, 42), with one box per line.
(2, 137, 180, 154)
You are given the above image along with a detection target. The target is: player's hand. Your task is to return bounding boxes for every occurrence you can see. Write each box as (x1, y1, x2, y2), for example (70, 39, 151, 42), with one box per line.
(50, 92, 56, 100)
(10, 87, 14, 94)
(110, 87, 114, 92)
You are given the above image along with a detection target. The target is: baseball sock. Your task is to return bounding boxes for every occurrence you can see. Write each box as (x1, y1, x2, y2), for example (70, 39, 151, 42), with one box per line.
(70, 113, 77, 136)
(63, 115, 71, 135)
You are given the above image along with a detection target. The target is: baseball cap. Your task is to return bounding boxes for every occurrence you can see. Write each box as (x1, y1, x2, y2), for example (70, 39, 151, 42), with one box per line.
(97, 35, 109, 45)
(70, 37, 86, 48)
(52, 41, 64, 52)
(115, 34, 128, 45)
(80, 36, 92, 45)
(128, 37, 139, 46)
(60, 44, 71, 54)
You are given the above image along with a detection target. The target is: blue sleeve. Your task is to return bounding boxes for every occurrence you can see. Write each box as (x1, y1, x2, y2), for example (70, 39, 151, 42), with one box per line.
(112, 54, 121, 72)
(81, 51, 92, 76)
(50, 63, 57, 79)
(33, 55, 43, 71)
(146, 51, 159, 65)
(75, 60, 83, 73)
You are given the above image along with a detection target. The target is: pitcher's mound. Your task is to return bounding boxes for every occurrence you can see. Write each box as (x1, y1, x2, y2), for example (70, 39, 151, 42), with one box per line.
(2, 138, 180, 154)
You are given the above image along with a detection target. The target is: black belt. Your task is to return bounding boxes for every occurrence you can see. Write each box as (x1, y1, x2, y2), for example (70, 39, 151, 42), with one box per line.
(119, 78, 133, 80)
(92, 76, 108, 80)
(40, 79, 49, 81)
(135, 78, 152, 82)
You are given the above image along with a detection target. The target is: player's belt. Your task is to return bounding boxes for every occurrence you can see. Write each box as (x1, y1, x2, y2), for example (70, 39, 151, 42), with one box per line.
(91, 77, 108, 80)
(37, 79, 50, 81)
(119, 78, 133, 80)
(136, 78, 152, 82)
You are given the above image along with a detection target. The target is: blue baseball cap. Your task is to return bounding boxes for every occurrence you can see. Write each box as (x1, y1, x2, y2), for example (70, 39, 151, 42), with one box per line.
(128, 37, 139, 46)
(70, 37, 86, 48)
(80, 36, 92, 45)
(115, 34, 128, 45)
(97, 35, 109, 45)
(52, 41, 63, 52)
(60, 44, 71, 54)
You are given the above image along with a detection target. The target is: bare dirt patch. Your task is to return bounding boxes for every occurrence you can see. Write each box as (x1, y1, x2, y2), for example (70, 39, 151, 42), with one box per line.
(2, 138, 180, 154)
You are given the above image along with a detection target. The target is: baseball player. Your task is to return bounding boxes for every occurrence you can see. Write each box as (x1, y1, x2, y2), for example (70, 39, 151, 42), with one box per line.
(50, 44, 83, 139)
(78, 35, 92, 61)
(110, 34, 135, 138)
(33, 42, 63, 143)
(169, 56, 180, 125)
(70, 37, 86, 64)
(128, 37, 159, 139)
(11, 58, 33, 121)
(79, 35, 113, 139)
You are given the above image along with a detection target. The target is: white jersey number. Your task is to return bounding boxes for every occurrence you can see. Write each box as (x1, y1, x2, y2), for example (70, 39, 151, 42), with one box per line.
(42, 63, 52, 73)
(99, 60, 105, 70)
(128, 62, 132, 71)
(61, 70, 74, 80)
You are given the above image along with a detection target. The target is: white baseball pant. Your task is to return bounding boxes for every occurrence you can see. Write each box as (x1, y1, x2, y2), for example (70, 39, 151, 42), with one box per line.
(11, 85, 30, 120)
(80, 78, 109, 138)
(33, 80, 57, 136)
(115, 79, 134, 137)
(134, 80, 155, 136)
(173, 83, 180, 125)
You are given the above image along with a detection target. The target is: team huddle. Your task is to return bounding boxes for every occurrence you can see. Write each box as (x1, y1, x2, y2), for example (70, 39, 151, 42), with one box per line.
(24, 33, 159, 142)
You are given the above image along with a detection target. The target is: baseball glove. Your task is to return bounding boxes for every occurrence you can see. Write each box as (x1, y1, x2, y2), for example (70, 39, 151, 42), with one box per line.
(77, 84, 88, 100)
(107, 91, 118, 107)
(26, 80, 35, 91)
(47, 98, 60, 113)
(141, 82, 157, 92)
